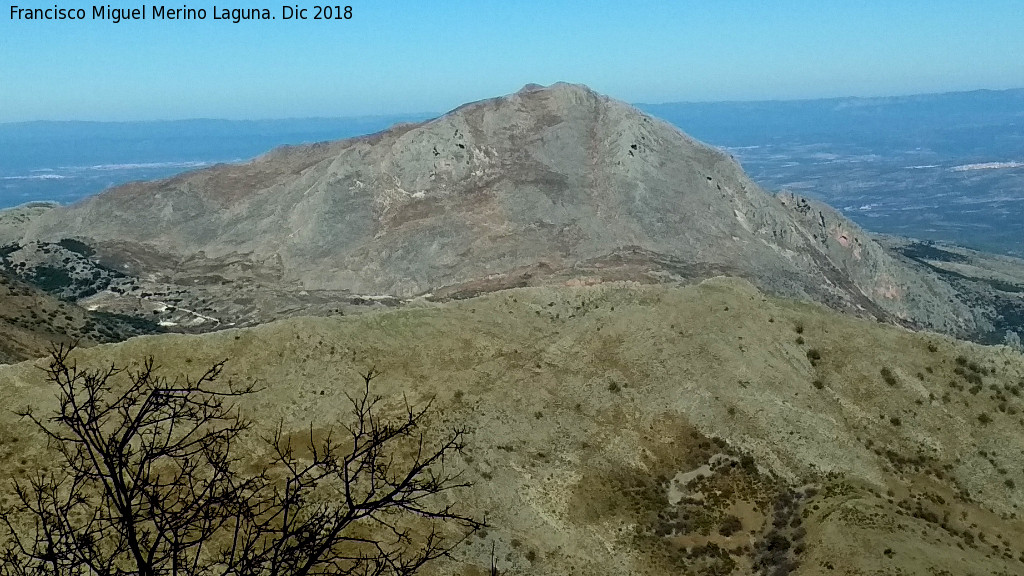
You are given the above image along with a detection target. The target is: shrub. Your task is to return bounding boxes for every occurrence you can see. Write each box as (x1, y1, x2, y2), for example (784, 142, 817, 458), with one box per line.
(740, 454, 756, 472)
(806, 349, 822, 365)
(718, 515, 743, 537)
(880, 367, 898, 386)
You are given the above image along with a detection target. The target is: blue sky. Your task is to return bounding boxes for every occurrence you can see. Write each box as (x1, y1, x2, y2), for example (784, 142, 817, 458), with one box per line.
(1, 0, 1023, 121)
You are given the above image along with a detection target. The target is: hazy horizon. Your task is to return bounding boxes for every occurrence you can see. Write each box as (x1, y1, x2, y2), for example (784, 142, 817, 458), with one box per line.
(4, 1, 1024, 122)
(3, 86, 1021, 259)
(0, 84, 1021, 125)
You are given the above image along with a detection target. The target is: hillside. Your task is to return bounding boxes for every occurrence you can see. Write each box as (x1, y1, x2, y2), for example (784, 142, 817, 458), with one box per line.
(1, 278, 1023, 575)
(0, 270, 160, 363)
(638, 89, 1024, 261)
(11, 83, 1009, 343)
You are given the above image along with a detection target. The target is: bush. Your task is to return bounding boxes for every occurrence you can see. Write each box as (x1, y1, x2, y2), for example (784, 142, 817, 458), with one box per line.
(740, 454, 756, 472)
(57, 238, 96, 258)
(880, 367, 898, 387)
(806, 349, 822, 365)
(718, 515, 743, 536)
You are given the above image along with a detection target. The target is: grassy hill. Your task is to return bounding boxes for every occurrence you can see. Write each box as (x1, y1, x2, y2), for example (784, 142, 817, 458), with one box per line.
(1, 277, 1022, 575)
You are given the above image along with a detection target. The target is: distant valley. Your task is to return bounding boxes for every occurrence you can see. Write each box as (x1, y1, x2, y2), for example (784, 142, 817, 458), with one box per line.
(638, 89, 1024, 258)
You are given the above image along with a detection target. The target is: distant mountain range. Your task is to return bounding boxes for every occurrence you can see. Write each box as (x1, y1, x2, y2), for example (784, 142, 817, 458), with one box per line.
(0, 116, 433, 207)
(637, 88, 1024, 148)
(638, 89, 1024, 258)
(2, 88, 1021, 258)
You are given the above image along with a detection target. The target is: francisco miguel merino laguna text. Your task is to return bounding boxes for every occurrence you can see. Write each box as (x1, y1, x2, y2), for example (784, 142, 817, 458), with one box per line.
(9, 5, 353, 23)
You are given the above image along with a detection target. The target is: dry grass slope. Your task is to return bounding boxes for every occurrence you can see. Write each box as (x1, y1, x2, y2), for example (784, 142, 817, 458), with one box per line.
(1, 277, 1023, 575)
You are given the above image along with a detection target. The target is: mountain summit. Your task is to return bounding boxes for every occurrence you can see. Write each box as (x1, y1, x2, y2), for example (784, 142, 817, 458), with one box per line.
(18, 83, 984, 335)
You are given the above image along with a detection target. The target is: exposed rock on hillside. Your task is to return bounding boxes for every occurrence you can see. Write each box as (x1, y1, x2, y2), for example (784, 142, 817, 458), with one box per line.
(13, 83, 1004, 338)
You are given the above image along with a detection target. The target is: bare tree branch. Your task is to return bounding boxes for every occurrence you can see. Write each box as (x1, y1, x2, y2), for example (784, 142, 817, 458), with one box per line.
(0, 346, 482, 576)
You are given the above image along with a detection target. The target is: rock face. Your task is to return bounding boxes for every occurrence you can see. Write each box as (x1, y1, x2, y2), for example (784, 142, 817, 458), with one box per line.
(21, 83, 981, 335)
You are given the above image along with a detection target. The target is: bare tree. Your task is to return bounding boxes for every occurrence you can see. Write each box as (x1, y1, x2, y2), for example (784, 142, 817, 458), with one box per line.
(0, 345, 482, 576)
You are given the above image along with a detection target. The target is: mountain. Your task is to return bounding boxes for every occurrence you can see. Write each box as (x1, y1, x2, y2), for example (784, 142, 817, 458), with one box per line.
(3, 84, 1024, 574)
(0, 116, 435, 209)
(1, 279, 1022, 574)
(638, 89, 1024, 260)
(11, 83, 1011, 341)
(5, 89, 1021, 257)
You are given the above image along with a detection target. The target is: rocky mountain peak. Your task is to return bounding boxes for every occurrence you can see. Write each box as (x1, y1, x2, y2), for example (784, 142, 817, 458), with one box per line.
(12, 84, 986, 338)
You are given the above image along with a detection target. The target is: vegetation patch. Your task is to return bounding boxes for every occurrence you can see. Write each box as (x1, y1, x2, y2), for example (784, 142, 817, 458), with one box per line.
(569, 417, 812, 576)
(56, 238, 96, 258)
(30, 265, 74, 292)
